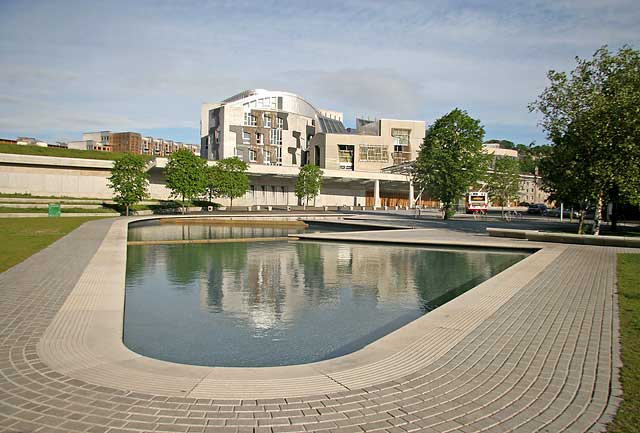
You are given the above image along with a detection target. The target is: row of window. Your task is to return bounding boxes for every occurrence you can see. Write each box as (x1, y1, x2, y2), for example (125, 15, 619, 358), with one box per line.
(243, 97, 278, 111)
(242, 129, 283, 146)
(359, 144, 389, 162)
(243, 112, 284, 128)
(245, 147, 282, 164)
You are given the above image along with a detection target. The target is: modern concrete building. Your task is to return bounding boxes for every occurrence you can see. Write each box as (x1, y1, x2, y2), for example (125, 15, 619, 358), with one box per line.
(200, 89, 427, 207)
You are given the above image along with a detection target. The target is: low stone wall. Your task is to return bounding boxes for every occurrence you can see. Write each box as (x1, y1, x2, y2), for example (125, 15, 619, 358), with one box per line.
(487, 227, 640, 248)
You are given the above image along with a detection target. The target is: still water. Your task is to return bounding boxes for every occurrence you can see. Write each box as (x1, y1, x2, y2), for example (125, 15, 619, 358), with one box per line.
(127, 219, 351, 242)
(124, 236, 528, 367)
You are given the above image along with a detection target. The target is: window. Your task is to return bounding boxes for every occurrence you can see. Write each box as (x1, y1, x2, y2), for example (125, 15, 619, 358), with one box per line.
(264, 150, 271, 165)
(235, 148, 243, 158)
(243, 112, 256, 126)
(249, 149, 257, 162)
(338, 145, 354, 170)
(263, 113, 271, 128)
(276, 117, 284, 129)
(359, 144, 389, 162)
(256, 132, 263, 145)
(270, 128, 282, 146)
(243, 132, 250, 144)
(392, 129, 410, 153)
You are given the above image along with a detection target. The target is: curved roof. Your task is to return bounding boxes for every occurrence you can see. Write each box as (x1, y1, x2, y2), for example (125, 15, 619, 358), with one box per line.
(221, 89, 346, 133)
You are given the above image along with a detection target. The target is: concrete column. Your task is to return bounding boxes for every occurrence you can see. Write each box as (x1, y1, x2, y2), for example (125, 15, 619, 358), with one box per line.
(374, 179, 381, 208)
(409, 181, 415, 208)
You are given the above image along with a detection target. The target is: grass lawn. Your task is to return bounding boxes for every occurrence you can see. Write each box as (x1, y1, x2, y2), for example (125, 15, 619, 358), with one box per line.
(0, 207, 118, 214)
(0, 143, 153, 161)
(0, 217, 111, 273)
(0, 192, 104, 200)
(608, 253, 640, 432)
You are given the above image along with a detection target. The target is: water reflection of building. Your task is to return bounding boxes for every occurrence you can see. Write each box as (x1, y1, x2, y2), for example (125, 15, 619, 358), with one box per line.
(126, 239, 516, 332)
(194, 242, 504, 329)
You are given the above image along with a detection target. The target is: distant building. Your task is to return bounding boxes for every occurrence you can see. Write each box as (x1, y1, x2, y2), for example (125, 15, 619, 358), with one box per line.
(482, 142, 519, 159)
(17, 137, 48, 147)
(77, 131, 198, 156)
(482, 143, 548, 204)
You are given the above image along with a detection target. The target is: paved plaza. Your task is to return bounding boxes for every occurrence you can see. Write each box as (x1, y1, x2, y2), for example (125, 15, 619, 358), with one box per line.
(0, 216, 634, 432)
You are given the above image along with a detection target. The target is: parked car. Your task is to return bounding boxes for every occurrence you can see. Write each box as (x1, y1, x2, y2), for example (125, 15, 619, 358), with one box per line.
(527, 203, 548, 215)
(544, 208, 580, 218)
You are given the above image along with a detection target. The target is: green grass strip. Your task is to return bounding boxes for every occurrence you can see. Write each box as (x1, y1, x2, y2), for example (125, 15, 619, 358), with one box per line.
(0, 143, 153, 161)
(608, 253, 640, 432)
(0, 207, 118, 214)
(0, 217, 109, 273)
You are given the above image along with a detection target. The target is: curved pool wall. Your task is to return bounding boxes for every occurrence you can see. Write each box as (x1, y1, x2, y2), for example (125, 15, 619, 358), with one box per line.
(123, 224, 529, 367)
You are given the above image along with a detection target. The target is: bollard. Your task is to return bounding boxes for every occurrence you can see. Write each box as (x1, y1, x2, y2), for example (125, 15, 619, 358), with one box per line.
(247, 206, 252, 211)
(286, 206, 291, 211)
(383, 205, 388, 211)
(323, 206, 328, 211)
(267, 206, 272, 211)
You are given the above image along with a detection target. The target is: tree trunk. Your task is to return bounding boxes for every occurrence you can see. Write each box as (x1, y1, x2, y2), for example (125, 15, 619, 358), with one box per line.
(229, 197, 233, 211)
(592, 192, 604, 235)
(611, 200, 618, 232)
(442, 202, 450, 220)
(578, 210, 585, 234)
(125, 204, 129, 216)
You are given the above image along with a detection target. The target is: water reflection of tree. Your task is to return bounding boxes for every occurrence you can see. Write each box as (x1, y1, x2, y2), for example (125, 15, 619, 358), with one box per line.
(165, 243, 248, 288)
(413, 251, 526, 312)
(203, 242, 249, 311)
(295, 242, 333, 303)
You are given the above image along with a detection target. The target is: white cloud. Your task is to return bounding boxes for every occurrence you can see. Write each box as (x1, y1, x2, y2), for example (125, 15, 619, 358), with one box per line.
(0, 0, 638, 144)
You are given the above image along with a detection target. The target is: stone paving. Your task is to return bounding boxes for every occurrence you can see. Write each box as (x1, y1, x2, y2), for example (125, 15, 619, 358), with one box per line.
(0, 217, 632, 432)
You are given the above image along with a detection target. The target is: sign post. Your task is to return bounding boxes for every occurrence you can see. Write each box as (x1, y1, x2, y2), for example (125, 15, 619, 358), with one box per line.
(48, 203, 61, 217)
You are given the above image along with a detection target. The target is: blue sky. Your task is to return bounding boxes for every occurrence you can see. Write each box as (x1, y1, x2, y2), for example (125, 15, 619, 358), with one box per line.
(1, 0, 639, 146)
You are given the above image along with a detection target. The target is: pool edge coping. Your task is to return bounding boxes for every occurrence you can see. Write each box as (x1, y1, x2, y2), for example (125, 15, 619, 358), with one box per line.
(36, 215, 569, 398)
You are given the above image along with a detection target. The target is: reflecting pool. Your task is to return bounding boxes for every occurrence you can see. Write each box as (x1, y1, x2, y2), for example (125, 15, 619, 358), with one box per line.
(124, 239, 528, 367)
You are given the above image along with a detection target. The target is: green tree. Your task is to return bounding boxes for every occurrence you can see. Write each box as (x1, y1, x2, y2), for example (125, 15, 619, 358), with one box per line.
(295, 164, 323, 208)
(107, 153, 149, 216)
(213, 157, 250, 210)
(538, 138, 594, 233)
(487, 157, 521, 217)
(164, 149, 207, 214)
(412, 108, 491, 219)
(204, 164, 221, 203)
(530, 45, 640, 234)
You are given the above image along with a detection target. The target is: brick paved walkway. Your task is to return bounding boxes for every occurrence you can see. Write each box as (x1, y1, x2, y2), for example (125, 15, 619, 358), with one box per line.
(0, 218, 629, 432)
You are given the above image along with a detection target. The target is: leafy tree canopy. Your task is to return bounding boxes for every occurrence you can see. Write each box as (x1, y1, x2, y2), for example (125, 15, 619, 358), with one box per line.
(107, 153, 149, 216)
(164, 149, 207, 212)
(212, 157, 250, 210)
(412, 108, 491, 219)
(295, 164, 323, 207)
(529, 45, 640, 234)
(487, 157, 521, 213)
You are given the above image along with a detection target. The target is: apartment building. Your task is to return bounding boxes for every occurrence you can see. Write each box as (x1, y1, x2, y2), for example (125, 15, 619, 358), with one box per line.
(77, 131, 198, 156)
